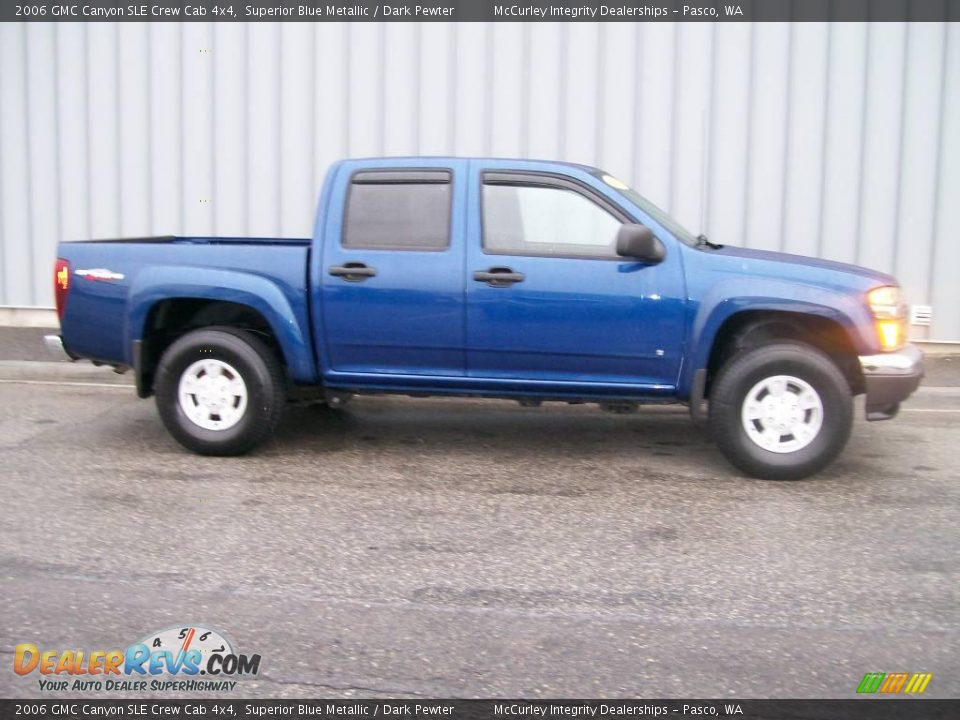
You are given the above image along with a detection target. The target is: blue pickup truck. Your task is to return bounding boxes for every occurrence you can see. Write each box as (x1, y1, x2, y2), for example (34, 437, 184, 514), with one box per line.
(47, 157, 923, 480)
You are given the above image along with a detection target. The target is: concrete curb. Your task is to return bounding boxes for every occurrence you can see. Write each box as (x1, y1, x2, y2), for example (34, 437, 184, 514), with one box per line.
(0, 307, 59, 328)
(0, 361, 134, 385)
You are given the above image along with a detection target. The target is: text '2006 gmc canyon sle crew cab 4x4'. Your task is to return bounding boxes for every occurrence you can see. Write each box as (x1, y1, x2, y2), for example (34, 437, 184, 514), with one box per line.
(47, 157, 923, 480)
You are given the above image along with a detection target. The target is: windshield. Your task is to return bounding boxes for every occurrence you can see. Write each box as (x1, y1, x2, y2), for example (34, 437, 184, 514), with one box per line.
(591, 171, 698, 247)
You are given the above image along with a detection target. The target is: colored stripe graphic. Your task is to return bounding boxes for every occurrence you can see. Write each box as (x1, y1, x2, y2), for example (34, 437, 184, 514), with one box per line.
(857, 673, 885, 693)
(880, 673, 909, 693)
(857, 672, 932, 694)
(904, 673, 933, 694)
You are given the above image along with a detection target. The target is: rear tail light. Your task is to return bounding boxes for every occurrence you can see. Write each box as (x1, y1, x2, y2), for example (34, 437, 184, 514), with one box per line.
(54, 258, 70, 321)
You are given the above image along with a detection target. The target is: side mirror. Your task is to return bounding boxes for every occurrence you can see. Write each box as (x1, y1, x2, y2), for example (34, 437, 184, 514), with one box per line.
(616, 224, 665, 263)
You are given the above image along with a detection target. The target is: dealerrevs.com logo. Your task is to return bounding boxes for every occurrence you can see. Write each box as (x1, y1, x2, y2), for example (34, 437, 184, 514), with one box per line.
(13, 625, 261, 693)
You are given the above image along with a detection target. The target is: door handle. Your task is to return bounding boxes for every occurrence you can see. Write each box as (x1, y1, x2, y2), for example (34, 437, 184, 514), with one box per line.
(473, 267, 525, 287)
(329, 263, 377, 282)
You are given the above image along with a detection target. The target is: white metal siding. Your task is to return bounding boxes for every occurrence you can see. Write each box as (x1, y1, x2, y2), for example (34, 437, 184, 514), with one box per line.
(0, 21, 957, 340)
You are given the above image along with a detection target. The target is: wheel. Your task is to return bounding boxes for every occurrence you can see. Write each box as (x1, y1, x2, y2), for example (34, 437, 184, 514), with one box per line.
(708, 342, 853, 480)
(154, 327, 286, 455)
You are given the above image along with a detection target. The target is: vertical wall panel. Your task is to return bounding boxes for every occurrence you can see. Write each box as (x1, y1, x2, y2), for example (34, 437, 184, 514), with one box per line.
(670, 23, 713, 233)
(451, 23, 488, 156)
(894, 22, 946, 312)
(1, 20, 958, 342)
(744, 23, 790, 250)
(247, 23, 281, 236)
(635, 23, 676, 212)
(419, 23, 454, 155)
(313, 23, 348, 190)
(930, 23, 960, 340)
(149, 23, 182, 234)
(86, 23, 121, 239)
(526, 24, 563, 161)
(25, 24, 59, 306)
(55, 24, 91, 245)
(182, 22, 215, 235)
(819, 22, 868, 264)
(857, 22, 908, 273)
(490, 23, 525, 157)
(383, 23, 418, 155)
(346, 23, 382, 157)
(706, 23, 752, 245)
(117, 23, 152, 237)
(279, 23, 316, 237)
(597, 23, 636, 182)
(213, 23, 248, 235)
(781, 22, 829, 257)
(563, 23, 600, 163)
(0, 23, 32, 305)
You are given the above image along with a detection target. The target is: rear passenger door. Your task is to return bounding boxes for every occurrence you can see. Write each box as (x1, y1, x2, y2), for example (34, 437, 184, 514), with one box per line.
(320, 160, 467, 377)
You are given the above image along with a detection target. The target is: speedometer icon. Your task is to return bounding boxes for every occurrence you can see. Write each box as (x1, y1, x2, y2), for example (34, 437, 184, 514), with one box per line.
(137, 625, 234, 673)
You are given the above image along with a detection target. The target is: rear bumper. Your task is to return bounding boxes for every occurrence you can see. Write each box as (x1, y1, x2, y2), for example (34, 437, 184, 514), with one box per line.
(859, 343, 924, 421)
(43, 334, 75, 362)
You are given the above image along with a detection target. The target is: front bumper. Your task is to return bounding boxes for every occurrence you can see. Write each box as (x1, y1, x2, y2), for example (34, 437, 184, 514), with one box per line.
(859, 343, 924, 421)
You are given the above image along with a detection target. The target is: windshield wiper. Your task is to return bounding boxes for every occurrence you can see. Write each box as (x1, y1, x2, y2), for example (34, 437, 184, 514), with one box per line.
(696, 233, 723, 250)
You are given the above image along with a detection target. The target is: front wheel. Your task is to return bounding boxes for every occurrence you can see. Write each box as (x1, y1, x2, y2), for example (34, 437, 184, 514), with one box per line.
(708, 342, 853, 480)
(154, 327, 286, 456)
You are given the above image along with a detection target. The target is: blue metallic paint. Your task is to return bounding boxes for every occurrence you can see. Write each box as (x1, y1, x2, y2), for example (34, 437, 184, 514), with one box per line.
(463, 159, 687, 389)
(55, 156, 895, 403)
(677, 245, 891, 398)
(59, 241, 316, 383)
(316, 158, 470, 377)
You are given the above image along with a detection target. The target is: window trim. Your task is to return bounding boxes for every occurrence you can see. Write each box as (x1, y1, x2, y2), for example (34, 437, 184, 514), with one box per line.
(343, 168, 454, 252)
(480, 171, 635, 261)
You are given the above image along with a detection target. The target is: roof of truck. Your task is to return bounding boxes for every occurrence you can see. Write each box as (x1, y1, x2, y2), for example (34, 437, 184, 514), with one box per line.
(339, 156, 601, 171)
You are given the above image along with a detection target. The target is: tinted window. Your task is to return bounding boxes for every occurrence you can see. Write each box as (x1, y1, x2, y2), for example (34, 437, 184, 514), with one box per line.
(482, 182, 622, 258)
(344, 170, 451, 250)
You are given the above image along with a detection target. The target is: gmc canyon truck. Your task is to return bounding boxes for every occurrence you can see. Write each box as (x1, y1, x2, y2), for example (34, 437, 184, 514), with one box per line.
(47, 157, 923, 480)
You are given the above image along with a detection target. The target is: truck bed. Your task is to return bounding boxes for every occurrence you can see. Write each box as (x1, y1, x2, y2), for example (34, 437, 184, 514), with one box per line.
(58, 236, 314, 378)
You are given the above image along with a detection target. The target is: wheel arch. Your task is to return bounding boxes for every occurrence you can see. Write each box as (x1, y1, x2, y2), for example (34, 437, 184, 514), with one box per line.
(699, 309, 866, 399)
(126, 267, 317, 397)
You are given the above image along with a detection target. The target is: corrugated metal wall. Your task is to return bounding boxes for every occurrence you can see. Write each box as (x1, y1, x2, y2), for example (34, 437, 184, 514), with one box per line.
(1, 21, 958, 339)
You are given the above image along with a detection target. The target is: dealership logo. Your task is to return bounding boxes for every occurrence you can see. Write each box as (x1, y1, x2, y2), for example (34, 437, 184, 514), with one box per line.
(13, 625, 260, 693)
(856, 672, 932, 694)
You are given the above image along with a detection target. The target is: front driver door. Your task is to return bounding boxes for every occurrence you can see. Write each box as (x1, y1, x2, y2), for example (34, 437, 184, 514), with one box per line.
(465, 165, 686, 390)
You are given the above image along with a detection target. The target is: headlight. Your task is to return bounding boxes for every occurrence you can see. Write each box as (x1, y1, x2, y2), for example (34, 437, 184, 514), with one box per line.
(867, 285, 906, 351)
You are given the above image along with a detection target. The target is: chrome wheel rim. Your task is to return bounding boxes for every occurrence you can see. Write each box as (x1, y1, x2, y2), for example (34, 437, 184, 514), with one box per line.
(740, 375, 823, 454)
(177, 359, 248, 431)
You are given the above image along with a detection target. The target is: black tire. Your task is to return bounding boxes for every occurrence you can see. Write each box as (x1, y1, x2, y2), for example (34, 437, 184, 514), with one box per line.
(708, 342, 853, 480)
(154, 327, 286, 456)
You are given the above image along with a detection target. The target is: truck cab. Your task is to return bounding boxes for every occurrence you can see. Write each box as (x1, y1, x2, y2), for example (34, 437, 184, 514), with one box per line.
(316, 158, 686, 393)
(48, 157, 923, 480)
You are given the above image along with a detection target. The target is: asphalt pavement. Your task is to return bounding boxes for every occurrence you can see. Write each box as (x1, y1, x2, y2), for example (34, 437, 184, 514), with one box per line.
(0, 349, 958, 700)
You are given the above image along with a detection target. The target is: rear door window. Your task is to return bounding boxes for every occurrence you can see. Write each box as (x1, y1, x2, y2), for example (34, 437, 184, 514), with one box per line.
(344, 170, 452, 250)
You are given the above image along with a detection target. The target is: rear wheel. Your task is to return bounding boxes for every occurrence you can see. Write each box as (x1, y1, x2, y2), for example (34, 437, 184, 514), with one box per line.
(708, 342, 853, 480)
(155, 327, 286, 455)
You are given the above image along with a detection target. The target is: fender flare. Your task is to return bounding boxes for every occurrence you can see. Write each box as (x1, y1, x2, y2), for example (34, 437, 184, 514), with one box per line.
(679, 278, 877, 398)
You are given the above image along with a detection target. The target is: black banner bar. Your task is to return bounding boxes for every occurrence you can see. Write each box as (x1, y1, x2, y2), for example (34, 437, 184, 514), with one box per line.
(1, 699, 958, 720)
(3, 0, 959, 23)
